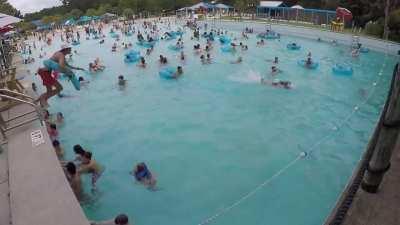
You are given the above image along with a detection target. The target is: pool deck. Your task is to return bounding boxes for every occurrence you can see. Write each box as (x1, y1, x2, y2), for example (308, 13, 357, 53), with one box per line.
(340, 139, 400, 225)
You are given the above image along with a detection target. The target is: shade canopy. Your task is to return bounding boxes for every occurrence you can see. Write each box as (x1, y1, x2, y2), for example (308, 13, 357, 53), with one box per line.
(336, 7, 353, 21)
(259, 1, 284, 7)
(0, 13, 22, 28)
(215, 3, 233, 9)
(291, 5, 304, 9)
(189, 2, 215, 10)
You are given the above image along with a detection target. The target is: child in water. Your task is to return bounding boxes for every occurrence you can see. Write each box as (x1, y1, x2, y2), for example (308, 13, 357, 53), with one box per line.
(52, 140, 64, 160)
(118, 75, 126, 86)
(79, 151, 103, 190)
(130, 162, 157, 190)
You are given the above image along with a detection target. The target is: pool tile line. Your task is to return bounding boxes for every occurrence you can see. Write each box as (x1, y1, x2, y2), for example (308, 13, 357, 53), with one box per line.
(197, 52, 389, 225)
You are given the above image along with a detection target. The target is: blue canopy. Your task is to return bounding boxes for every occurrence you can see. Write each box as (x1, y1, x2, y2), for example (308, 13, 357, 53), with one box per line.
(64, 18, 75, 25)
(189, 2, 215, 10)
(78, 16, 92, 23)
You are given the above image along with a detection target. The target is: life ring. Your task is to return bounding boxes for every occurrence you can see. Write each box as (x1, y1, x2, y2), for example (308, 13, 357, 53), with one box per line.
(297, 59, 319, 69)
(159, 67, 176, 79)
(287, 43, 301, 50)
(332, 63, 353, 75)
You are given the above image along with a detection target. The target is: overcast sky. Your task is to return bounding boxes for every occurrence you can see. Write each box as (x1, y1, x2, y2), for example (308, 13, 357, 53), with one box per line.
(9, 0, 62, 14)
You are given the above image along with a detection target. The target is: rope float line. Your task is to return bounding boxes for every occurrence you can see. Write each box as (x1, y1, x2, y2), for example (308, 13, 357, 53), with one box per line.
(197, 52, 389, 225)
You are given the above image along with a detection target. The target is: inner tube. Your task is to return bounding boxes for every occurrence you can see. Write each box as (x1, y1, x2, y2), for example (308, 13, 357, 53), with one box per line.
(136, 41, 155, 48)
(168, 45, 183, 51)
(171, 31, 184, 36)
(159, 67, 177, 79)
(71, 41, 80, 46)
(124, 51, 141, 63)
(111, 33, 119, 38)
(297, 59, 319, 69)
(220, 45, 235, 53)
(287, 43, 301, 50)
(332, 63, 353, 75)
(126, 32, 133, 36)
(257, 32, 280, 39)
(360, 47, 369, 53)
(219, 36, 231, 44)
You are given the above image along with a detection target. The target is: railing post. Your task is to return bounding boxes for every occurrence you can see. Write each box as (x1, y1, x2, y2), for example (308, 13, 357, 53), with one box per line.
(361, 63, 400, 193)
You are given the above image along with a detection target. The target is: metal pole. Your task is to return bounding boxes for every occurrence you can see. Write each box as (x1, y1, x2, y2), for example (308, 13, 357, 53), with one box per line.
(383, 0, 391, 40)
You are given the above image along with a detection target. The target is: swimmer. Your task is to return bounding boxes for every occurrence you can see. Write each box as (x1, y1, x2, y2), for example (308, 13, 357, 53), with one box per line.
(118, 75, 126, 86)
(78, 151, 103, 190)
(65, 162, 82, 200)
(130, 162, 157, 190)
(206, 54, 212, 64)
(261, 78, 292, 89)
(174, 66, 183, 78)
(73, 144, 86, 165)
(47, 123, 58, 141)
(56, 112, 64, 125)
(351, 49, 360, 57)
(31, 82, 37, 92)
(271, 66, 280, 75)
(112, 43, 117, 52)
(180, 51, 185, 61)
(273, 57, 279, 64)
(90, 214, 131, 225)
(79, 77, 90, 86)
(200, 55, 206, 64)
(231, 56, 243, 64)
(138, 57, 146, 68)
(52, 140, 64, 160)
(99, 39, 105, 44)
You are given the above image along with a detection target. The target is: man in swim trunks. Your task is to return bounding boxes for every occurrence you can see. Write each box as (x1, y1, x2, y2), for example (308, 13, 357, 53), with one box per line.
(79, 151, 103, 190)
(37, 45, 84, 107)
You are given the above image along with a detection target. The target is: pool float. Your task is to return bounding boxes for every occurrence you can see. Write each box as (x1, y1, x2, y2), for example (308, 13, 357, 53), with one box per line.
(360, 47, 369, 53)
(171, 31, 184, 36)
(124, 51, 141, 63)
(332, 63, 353, 75)
(71, 41, 80, 46)
(297, 59, 319, 69)
(111, 33, 119, 38)
(159, 67, 177, 79)
(93, 35, 100, 40)
(257, 32, 280, 39)
(220, 45, 235, 53)
(164, 34, 177, 40)
(287, 43, 301, 50)
(136, 41, 155, 48)
(168, 45, 183, 51)
(43, 59, 80, 90)
(126, 32, 133, 36)
(219, 36, 231, 44)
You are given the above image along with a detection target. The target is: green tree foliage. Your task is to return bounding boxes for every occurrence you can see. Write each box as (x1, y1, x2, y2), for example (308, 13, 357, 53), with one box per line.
(86, 8, 98, 16)
(70, 8, 83, 19)
(0, 0, 21, 17)
(122, 8, 134, 19)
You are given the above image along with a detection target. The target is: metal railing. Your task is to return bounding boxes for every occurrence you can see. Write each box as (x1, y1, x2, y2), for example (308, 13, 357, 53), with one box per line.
(0, 89, 44, 140)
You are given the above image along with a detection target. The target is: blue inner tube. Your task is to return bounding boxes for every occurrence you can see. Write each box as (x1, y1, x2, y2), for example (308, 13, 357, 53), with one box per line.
(126, 32, 133, 36)
(332, 63, 353, 75)
(124, 51, 141, 63)
(287, 44, 301, 50)
(219, 36, 231, 44)
(220, 45, 234, 53)
(136, 41, 155, 48)
(360, 47, 369, 53)
(171, 31, 184, 36)
(159, 67, 176, 79)
(72, 41, 80, 46)
(111, 33, 119, 38)
(168, 45, 183, 51)
(297, 59, 319, 69)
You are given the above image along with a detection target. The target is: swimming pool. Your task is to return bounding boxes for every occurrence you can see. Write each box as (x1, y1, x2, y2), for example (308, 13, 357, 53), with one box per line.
(25, 20, 397, 225)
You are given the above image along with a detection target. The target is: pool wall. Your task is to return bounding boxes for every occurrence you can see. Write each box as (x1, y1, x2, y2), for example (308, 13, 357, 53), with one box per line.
(201, 19, 400, 56)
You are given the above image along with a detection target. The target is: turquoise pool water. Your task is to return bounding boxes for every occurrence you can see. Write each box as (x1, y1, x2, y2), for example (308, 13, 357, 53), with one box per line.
(26, 21, 397, 225)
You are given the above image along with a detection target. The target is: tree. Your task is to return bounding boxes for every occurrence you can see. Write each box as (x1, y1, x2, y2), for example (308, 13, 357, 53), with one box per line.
(123, 8, 134, 19)
(70, 8, 83, 19)
(86, 8, 98, 16)
(0, 0, 21, 17)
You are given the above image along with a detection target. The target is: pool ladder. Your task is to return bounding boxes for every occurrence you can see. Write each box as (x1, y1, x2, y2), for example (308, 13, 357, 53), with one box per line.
(0, 89, 44, 141)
